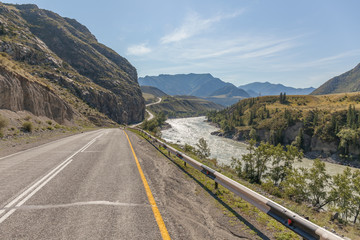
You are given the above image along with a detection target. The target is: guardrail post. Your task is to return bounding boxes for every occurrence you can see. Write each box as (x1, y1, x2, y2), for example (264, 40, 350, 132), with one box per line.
(215, 182, 218, 189)
(184, 162, 187, 167)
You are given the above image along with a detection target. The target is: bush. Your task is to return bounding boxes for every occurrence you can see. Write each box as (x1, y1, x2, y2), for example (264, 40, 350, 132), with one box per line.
(22, 121, 33, 132)
(0, 115, 8, 129)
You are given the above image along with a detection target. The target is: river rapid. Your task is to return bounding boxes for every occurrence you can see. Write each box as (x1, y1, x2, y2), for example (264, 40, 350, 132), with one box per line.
(161, 116, 357, 176)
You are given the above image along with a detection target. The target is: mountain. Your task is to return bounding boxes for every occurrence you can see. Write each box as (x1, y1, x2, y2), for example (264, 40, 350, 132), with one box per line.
(0, 3, 145, 126)
(209, 84, 250, 98)
(311, 63, 360, 95)
(139, 73, 230, 96)
(238, 82, 315, 97)
(147, 95, 224, 118)
(140, 86, 168, 104)
(138, 73, 249, 106)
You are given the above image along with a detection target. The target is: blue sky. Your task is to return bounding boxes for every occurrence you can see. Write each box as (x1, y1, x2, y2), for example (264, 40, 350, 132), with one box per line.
(3, 0, 360, 88)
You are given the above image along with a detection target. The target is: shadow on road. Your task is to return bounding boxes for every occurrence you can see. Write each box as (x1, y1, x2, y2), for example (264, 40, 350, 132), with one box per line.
(144, 137, 271, 240)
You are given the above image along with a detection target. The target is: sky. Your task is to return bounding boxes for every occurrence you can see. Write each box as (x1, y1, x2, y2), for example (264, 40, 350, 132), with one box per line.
(3, 0, 360, 88)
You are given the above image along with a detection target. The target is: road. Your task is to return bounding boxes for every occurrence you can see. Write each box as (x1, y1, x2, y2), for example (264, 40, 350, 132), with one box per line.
(0, 129, 167, 239)
(132, 97, 162, 127)
(0, 128, 269, 239)
(146, 97, 162, 121)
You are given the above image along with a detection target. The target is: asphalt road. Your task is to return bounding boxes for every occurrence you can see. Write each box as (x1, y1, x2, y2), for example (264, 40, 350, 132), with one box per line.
(0, 129, 165, 239)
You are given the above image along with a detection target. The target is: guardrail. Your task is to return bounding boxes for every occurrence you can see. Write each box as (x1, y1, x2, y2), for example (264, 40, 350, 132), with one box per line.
(135, 128, 344, 240)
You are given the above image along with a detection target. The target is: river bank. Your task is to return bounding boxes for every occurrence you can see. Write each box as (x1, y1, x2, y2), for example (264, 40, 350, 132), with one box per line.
(161, 116, 359, 175)
(210, 125, 360, 169)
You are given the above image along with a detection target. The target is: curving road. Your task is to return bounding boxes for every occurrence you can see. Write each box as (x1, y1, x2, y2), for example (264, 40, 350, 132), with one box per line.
(132, 97, 162, 127)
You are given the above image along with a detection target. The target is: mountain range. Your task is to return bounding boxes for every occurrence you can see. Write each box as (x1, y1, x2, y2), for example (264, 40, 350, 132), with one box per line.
(0, 3, 144, 126)
(139, 74, 249, 106)
(238, 82, 315, 97)
(139, 74, 316, 106)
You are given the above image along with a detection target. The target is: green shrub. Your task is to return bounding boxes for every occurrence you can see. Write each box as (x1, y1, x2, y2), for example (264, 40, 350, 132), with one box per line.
(22, 121, 33, 132)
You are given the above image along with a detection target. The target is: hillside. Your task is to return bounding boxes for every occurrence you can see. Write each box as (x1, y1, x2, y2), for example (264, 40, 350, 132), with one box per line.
(147, 95, 223, 118)
(207, 93, 360, 162)
(311, 63, 360, 95)
(239, 82, 315, 97)
(140, 85, 168, 104)
(0, 3, 145, 130)
(209, 84, 249, 98)
(139, 73, 249, 106)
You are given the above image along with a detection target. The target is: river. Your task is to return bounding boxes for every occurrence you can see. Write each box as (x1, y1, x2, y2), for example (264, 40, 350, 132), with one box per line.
(161, 116, 357, 176)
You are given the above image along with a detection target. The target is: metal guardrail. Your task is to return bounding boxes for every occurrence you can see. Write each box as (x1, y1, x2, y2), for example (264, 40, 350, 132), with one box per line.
(136, 128, 344, 240)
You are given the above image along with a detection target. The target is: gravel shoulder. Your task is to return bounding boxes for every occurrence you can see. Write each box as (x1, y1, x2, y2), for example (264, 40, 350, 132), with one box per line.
(127, 130, 273, 239)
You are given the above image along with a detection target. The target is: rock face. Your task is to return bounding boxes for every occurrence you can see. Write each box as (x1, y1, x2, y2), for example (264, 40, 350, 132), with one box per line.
(0, 67, 73, 124)
(0, 3, 145, 124)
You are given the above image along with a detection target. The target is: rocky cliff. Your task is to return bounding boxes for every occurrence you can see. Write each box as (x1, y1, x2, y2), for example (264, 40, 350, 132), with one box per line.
(0, 66, 73, 124)
(0, 3, 145, 125)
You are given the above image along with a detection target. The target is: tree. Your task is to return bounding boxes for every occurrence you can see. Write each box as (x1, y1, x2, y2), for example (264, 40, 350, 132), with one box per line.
(282, 167, 309, 203)
(352, 170, 360, 224)
(240, 139, 256, 181)
(268, 144, 303, 186)
(253, 142, 272, 183)
(292, 128, 304, 150)
(329, 167, 353, 222)
(196, 138, 210, 159)
(307, 159, 331, 210)
(249, 128, 257, 141)
(337, 127, 359, 156)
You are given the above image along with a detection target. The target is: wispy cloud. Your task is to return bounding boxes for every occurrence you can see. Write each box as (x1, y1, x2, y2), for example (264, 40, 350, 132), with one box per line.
(126, 43, 152, 56)
(160, 10, 243, 44)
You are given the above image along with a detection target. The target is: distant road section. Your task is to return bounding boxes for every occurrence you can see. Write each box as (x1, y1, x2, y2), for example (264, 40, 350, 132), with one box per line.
(132, 97, 162, 127)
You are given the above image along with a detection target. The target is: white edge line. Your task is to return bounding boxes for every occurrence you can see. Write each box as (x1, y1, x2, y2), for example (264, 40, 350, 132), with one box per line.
(0, 132, 104, 221)
(0, 129, 103, 161)
(0, 159, 73, 224)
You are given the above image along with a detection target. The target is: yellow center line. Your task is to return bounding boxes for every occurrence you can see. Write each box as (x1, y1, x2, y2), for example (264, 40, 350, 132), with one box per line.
(123, 130, 171, 240)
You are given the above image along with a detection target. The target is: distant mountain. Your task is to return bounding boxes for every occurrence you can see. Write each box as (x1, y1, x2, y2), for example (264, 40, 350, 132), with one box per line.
(311, 63, 360, 95)
(139, 73, 232, 96)
(238, 82, 315, 97)
(138, 73, 249, 106)
(209, 85, 250, 98)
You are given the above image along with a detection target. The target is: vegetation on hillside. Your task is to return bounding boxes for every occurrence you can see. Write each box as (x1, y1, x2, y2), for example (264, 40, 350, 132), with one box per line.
(148, 95, 223, 118)
(207, 93, 360, 159)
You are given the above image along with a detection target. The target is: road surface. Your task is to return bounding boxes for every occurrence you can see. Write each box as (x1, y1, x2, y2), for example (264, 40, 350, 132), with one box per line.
(0, 128, 270, 239)
(132, 98, 162, 127)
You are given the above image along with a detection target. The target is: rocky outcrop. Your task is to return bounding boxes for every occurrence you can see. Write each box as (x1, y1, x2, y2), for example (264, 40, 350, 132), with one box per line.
(214, 122, 348, 158)
(0, 3, 145, 124)
(0, 67, 74, 124)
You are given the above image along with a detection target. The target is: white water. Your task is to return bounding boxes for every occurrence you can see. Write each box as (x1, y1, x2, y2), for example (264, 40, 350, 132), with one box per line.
(161, 116, 357, 175)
